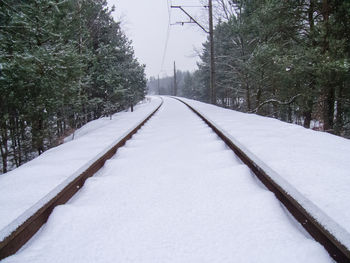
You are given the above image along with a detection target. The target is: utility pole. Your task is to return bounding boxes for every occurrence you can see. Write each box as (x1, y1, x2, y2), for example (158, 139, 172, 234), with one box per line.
(157, 74, 160, 95)
(171, 2, 216, 104)
(173, 61, 177, 96)
(208, 0, 216, 104)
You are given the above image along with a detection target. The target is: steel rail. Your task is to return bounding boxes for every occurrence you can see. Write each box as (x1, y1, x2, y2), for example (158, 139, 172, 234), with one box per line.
(174, 97, 350, 263)
(0, 98, 163, 260)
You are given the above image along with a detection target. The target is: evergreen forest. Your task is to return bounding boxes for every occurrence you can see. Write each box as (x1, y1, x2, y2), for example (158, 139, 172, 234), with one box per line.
(2, 0, 350, 174)
(0, 0, 146, 173)
(149, 0, 350, 138)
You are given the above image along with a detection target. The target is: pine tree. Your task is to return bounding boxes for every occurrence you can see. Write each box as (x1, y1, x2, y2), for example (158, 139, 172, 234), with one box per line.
(0, 0, 147, 173)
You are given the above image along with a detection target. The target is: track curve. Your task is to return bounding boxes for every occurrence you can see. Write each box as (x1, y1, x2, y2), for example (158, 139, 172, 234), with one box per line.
(174, 96, 350, 262)
(0, 98, 163, 260)
(1, 97, 335, 263)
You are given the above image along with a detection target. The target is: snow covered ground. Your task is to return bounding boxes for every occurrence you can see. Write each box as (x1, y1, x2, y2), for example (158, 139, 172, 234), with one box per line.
(3, 97, 331, 262)
(0, 97, 162, 240)
(178, 97, 350, 248)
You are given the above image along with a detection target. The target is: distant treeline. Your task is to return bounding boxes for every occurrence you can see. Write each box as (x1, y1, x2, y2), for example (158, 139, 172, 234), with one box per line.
(151, 0, 350, 138)
(148, 72, 186, 96)
(0, 0, 146, 173)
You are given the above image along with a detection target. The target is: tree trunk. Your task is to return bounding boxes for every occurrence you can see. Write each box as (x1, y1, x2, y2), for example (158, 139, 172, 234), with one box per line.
(303, 99, 313, 128)
(304, 1, 316, 129)
(321, 0, 335, 132)
(33, 116, 44, 155)
(288, 105, 292, 123)
(334, 85, 344, 135)
(303, 111, 312, 128)
(0, 142, 8, 174)
(322, 86, 335, 132)
(0, 124, 9, 174)
(246, 81, 251, 112)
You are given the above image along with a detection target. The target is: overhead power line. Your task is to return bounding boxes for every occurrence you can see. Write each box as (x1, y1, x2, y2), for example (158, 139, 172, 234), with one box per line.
(170, 5, 208, 33)
(177, 5, 208, 8)
(171, 1, 216, 105)
(159, 0, 172, 75)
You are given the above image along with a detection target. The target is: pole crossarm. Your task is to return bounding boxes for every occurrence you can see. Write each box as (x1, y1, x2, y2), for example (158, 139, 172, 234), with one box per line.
(170, 1, 216, 105)
(170, 5, 209, 34)
(170, 21, 196, 26)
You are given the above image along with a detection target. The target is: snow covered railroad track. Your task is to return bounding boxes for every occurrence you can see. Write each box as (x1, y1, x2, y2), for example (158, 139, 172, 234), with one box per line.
(0, 97, 346, 262)
(0, 99, 163, 260)
(175, 98, 350, 263)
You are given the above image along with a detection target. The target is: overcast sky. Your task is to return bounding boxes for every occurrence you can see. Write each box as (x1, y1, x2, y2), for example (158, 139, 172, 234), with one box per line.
(107, 0, 208, 78)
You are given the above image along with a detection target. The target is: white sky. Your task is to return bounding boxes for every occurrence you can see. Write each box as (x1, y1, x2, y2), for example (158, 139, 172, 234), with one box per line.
(107, 0, 208, 78)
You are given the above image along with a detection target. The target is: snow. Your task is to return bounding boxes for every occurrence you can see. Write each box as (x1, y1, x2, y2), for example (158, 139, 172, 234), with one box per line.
(3, 97, 331, 262)
(0, 97, 162, 241)
(177, 97, 350, 250)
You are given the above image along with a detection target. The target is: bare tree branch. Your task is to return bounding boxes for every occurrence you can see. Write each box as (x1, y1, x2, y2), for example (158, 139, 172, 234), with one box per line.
(249, 94, 302, 113)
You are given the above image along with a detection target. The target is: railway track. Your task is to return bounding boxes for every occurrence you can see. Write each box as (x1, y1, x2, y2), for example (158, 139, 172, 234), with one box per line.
(0, 99, 163, 260)
(174, 97, 350, 263)
(0, 96, 349, 262)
